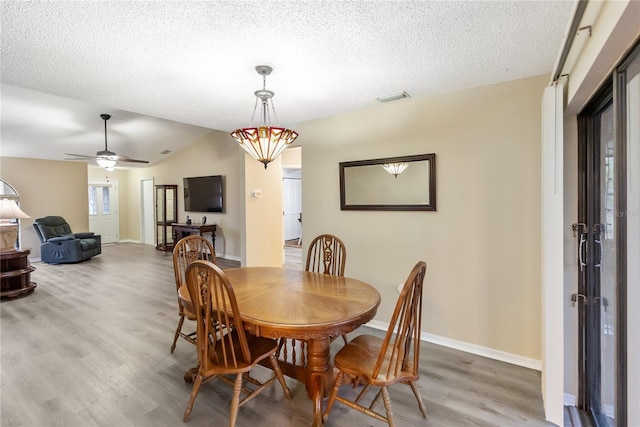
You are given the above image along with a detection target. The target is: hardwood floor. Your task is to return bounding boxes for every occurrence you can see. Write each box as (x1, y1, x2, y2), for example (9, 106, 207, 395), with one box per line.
(1, 243, 554, 427)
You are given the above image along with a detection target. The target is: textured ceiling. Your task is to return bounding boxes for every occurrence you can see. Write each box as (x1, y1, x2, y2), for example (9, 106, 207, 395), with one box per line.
(0, 1, 575, 166)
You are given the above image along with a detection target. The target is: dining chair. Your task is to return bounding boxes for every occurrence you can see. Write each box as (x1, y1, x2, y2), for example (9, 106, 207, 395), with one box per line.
(305, 233, 346, 276)
(278, 234, 348, 368)
(171, 235, 215, 353)
(182, 260, 292, 425)
(322, 261, 428, 427)
(307, 233, 348, 344)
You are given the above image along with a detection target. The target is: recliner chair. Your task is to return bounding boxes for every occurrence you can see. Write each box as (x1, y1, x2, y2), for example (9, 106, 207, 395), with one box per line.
(33, 216, 102, 264)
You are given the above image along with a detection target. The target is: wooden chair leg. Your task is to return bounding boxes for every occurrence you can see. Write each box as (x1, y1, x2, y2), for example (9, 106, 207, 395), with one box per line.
(269, 354, 292, 399)
(354, 384, 372, 404)
(322, 370, 344, 422)
(409, 381, 428, 418)
(229, 374, 243, 427)
(183, 373, 203, 422)
(341, 334, 348, 345)
(171, 315, 185, 353)
(368, 387, 382, 410)
(381, 386, 395, 427)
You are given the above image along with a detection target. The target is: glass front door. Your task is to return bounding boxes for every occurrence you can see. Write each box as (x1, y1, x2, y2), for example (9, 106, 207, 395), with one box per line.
(577, 41, 640, 427)
(578, 94, 617, 427)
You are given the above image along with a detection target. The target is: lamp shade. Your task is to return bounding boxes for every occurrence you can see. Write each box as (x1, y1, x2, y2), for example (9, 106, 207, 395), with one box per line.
(231, 126, 299, 169)
(96, 158, 117, 169)
(382, 162, 409, 178)
(0, 198, 30, 219)
(0, 199, 29, 252)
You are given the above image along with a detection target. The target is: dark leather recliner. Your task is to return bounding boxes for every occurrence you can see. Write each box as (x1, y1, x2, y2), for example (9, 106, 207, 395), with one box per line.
(33, 216, 102, 264)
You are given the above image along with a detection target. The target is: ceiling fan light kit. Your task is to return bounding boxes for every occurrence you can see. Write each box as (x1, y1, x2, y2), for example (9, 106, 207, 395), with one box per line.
(231, 65, 299, 169)
(65, 113, 149, 169)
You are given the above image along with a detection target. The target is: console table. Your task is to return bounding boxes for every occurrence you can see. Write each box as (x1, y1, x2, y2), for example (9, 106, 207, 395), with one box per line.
(1, 249, 37, 299)
(172, 223, 216, 251)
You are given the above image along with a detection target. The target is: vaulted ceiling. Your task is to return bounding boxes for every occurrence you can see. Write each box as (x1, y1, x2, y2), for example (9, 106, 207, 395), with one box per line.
(0, 1, 575, 166)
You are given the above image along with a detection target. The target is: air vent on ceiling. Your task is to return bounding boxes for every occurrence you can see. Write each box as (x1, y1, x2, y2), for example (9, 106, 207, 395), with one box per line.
(160, 150, 171, 155)
(376, 91, 410, 103)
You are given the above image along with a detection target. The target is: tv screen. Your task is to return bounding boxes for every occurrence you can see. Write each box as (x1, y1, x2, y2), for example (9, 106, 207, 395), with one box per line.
(183, 175, 224, 213)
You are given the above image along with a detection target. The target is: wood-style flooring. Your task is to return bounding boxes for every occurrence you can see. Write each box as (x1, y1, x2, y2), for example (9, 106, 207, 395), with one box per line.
(1, 243, 555, 427)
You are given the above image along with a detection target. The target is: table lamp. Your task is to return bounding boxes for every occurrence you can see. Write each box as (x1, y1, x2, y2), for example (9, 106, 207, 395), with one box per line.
(0, 198, 31, 252)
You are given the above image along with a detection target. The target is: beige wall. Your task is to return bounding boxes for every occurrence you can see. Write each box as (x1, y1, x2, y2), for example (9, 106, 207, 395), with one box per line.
(125, 130, 244, 259)
(0, 157, 89, 259)
(298, 74, 547, 360)
(242, 155, 284, 267)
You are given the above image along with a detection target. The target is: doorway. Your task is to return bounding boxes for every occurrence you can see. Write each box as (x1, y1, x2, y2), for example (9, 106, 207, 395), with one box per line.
(283, 168, 302, 243)
(575, 41, 640, 427)
(88, 179, 118, 244)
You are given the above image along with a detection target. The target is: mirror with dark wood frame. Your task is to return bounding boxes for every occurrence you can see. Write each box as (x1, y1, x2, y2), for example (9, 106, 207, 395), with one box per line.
(339, 153, 436, 211)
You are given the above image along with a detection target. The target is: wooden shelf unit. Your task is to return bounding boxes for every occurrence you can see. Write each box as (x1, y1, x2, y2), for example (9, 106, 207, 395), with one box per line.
(1, 249, 37, 299)
(156, 185, 178, 252)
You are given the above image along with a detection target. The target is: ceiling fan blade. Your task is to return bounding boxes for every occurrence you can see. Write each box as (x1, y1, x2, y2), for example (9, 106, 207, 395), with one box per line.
(63, 114, 149, 166)
(64, 153, 98, 159)
(118, 158, 149, 164)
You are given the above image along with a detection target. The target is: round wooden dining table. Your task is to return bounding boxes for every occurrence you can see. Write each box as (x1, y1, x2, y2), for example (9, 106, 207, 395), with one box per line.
(178, 266, 381, 427)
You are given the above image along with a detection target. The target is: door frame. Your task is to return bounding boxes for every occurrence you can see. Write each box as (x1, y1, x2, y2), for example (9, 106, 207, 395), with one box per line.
(576, 79, 612, 419)
(575, 39, 640, 427)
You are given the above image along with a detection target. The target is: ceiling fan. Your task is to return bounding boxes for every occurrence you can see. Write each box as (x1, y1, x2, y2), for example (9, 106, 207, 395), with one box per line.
(65, 114, 149, 170)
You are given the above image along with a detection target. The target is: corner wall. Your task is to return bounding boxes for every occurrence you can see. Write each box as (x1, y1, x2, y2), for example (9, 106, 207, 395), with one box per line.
(125, 130, 244, 260)
(299, 74, 547, 361)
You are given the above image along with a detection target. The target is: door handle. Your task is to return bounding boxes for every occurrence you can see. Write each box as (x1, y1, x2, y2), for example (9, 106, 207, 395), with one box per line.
(579, 234, 588, 270)
(594, 238, 602, 268)
(572, 223, 588, 271)
(594, 296, 608, 312)
(593, 224, 604, 268)
(571, 293, 588, 307)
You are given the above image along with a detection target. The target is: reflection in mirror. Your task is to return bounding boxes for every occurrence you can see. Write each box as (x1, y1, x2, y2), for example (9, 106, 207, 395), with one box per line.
(381, 162, 409, 178)
(340, 153, 436, 211)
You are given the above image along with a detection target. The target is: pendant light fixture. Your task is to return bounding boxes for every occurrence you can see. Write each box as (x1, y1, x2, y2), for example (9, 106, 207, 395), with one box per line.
(382, 162, 409, 178)
(231, 65, 299, 169)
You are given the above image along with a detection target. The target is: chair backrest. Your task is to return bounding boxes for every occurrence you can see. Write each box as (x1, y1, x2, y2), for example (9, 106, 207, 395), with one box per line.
(305, 234, 346, 276)
(172, 235, 216, 293)
(185, 260, 251, 369)
(372, 261, 426, 380)
(33, 216, 73, 242)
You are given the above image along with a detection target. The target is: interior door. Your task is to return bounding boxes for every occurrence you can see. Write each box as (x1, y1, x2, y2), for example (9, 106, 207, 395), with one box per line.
(283, 172, 301, 242)
(88, 180, 118, 244)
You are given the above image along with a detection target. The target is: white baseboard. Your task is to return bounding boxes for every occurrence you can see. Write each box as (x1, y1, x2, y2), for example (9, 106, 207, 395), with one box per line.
(365, 320, 542, 371)
(564, 393, 577, 406)
(219, 254, 241, 262)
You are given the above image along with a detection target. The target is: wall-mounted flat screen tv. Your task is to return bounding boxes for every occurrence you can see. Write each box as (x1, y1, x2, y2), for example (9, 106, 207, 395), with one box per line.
(183, 175, 224, 213)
